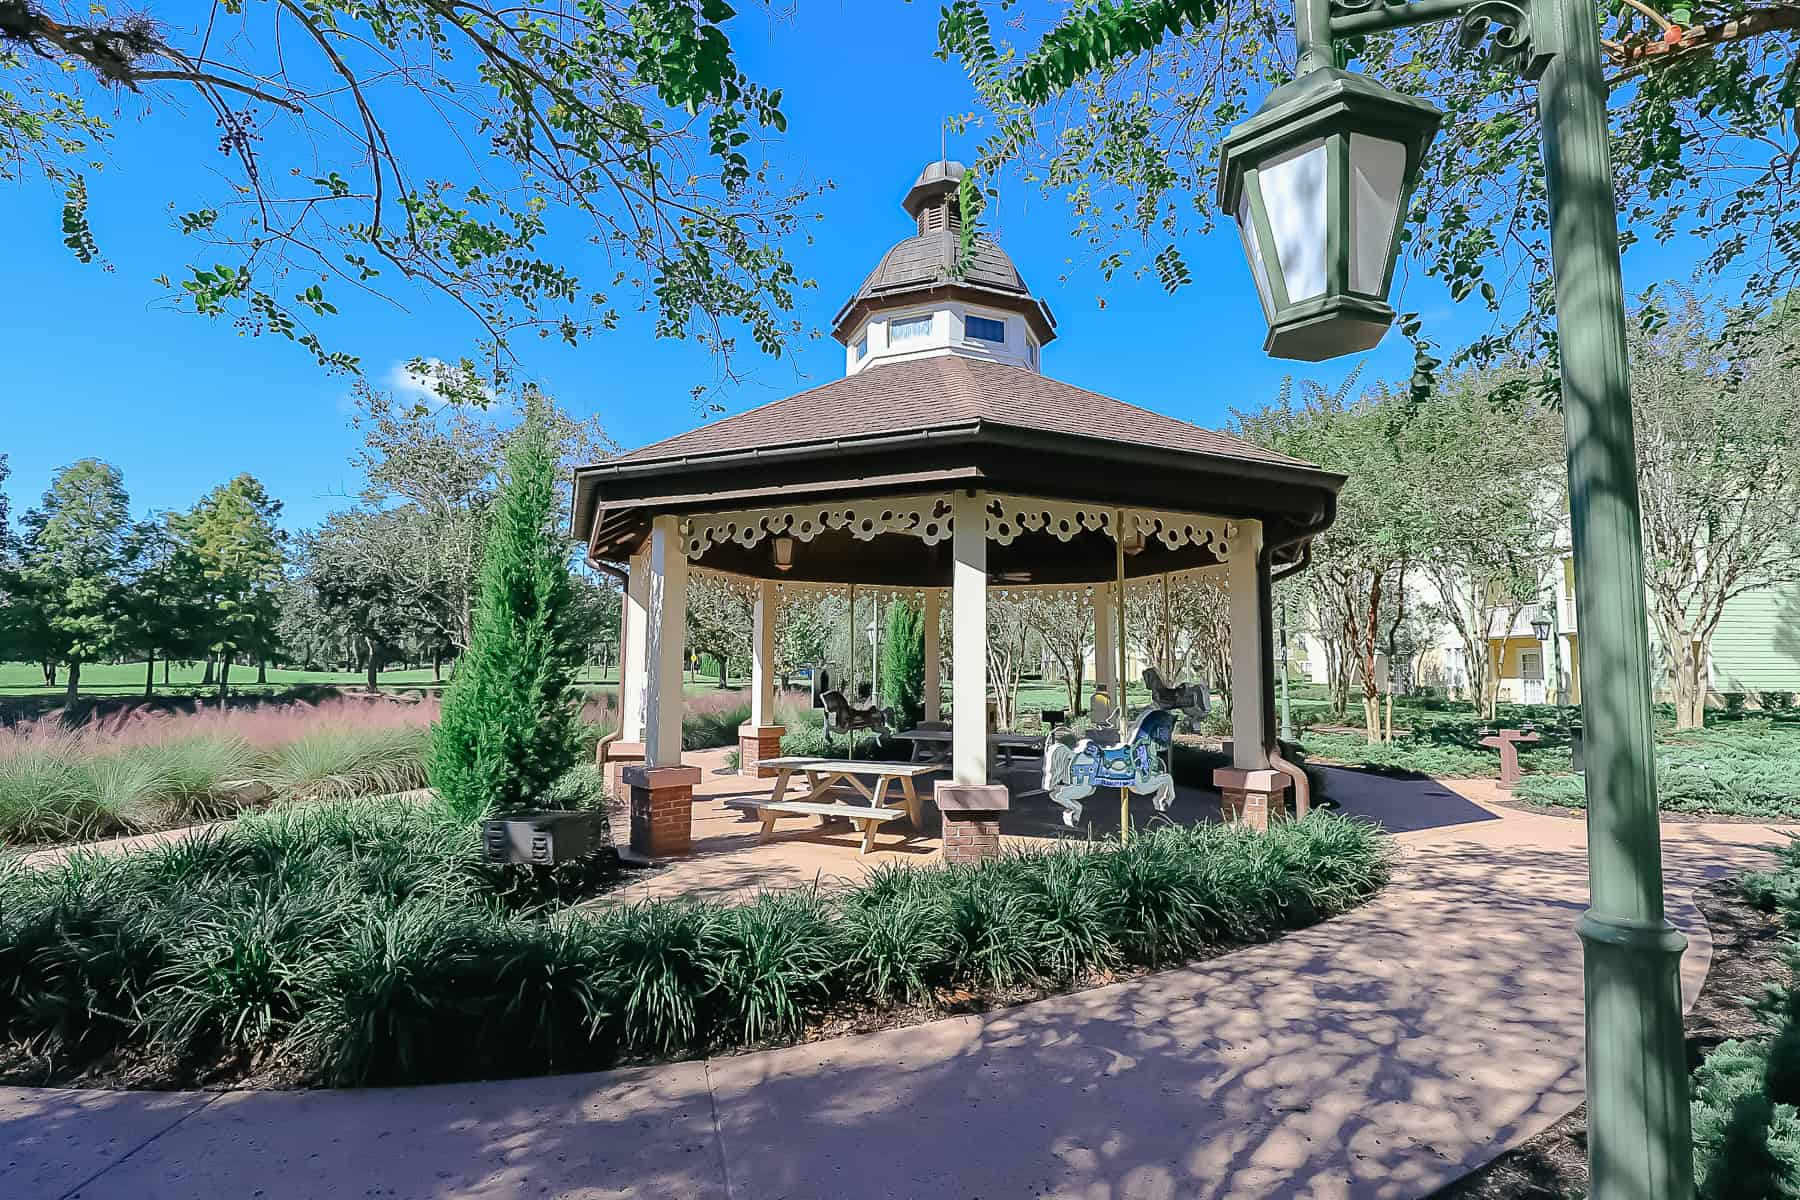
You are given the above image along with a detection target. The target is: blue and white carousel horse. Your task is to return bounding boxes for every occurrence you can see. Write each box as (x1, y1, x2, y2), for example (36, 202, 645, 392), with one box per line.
(1041, 705, 1178, 828)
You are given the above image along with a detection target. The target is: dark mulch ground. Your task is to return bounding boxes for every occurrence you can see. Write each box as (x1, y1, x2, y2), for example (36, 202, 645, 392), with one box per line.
(1430, 878, 1790, 1199)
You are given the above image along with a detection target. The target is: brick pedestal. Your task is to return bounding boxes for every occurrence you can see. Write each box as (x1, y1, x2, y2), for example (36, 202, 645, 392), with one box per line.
(1213, 767, 1293, 832)
(736, 723, 786, 778)
(623, 763, 700, 858)
(600, 740, 645, 801)
(936, 782, 1009, 864)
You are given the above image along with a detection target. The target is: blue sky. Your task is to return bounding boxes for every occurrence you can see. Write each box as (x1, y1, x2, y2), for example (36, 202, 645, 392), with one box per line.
(0, 4, 1697, 533)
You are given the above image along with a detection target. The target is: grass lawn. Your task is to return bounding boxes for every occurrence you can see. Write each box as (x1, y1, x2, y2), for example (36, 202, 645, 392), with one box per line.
(0, 660, 745, 700)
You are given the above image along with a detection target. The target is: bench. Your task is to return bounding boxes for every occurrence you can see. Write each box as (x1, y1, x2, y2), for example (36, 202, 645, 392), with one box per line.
(725, 798, 910, 855)
(733, 758, 939, 854)
(895, 728, 1045, 770)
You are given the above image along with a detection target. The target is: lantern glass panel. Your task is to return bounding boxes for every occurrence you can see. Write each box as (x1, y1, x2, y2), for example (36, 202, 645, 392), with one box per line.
(1349, 132, 1408, 296)
(1260, 137, 1328, 302)
(1236, 192, 1275, 320)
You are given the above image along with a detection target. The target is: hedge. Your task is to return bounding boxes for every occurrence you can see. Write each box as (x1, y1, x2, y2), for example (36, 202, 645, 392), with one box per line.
(0, 798, 1392, 1088)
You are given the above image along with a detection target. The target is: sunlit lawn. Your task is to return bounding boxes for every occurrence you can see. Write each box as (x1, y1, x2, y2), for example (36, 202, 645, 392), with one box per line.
(0, 660, 741, 699)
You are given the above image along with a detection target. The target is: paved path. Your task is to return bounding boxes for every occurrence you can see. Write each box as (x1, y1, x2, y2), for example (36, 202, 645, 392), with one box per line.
(5, 773, 1787, 1200)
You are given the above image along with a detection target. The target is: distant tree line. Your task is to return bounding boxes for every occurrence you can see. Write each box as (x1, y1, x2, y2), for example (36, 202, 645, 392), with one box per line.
(0, 374, 620, 704)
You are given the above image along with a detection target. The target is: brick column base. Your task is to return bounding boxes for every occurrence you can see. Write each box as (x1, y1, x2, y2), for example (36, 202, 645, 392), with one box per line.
(736, 723, 786, 778)
(1213, 767, 1293, 832)
(936, 782, 1009, 864)
(624, 763, 700, 858)
(601, 741, 645, 801)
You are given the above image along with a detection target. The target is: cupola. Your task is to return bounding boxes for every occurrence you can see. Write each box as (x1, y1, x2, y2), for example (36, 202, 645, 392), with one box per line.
(833, 160, 1057, 376)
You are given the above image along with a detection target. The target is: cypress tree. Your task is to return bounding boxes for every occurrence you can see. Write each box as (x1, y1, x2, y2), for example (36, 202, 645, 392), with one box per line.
(880, 597, 926, 730)
(430, 395, 583, 821)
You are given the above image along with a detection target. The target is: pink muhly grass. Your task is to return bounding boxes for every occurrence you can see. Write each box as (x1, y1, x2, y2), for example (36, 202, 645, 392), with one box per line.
(683, 688, 752, 718)
(1, 696, 442, 757)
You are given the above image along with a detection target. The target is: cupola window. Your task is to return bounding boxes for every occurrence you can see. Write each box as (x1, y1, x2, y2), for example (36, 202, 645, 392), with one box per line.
(966, 315, 1006, 343)
(890, 314, 932, 343)
(853, 333, 868, 359)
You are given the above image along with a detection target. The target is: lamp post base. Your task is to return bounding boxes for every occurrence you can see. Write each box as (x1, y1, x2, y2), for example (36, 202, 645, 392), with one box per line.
(1578, 912, 1692, 1199)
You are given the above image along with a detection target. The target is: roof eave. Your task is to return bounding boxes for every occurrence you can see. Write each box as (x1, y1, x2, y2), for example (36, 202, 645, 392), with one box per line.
(571, 418, 1341, 545)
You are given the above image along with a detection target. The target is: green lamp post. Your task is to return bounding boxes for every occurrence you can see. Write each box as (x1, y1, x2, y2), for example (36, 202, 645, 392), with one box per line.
(1218, 0, 1693, 1196)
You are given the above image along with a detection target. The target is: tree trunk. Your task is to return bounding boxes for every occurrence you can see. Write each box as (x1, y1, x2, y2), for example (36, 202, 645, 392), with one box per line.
(145, 654, 156, 698)
(1357, 573, 1384, 744)
(717, 655, 728, 689)
(1672, 637, 1708, 729)
(64, 659, 80, 706)
(366, 639, 380, 693)
(163, 658, 171, 686)
(44, 661, 56, 687)
(202, 655, 216, 686)
(258, 658, 267, 685)
(433, 653, 442, 683)
(217, 653, 231, 701)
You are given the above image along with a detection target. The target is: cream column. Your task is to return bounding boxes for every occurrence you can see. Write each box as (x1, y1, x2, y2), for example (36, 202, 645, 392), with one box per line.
(951, 492, 989, 786)
(1228, 519, 1268, 770)
(750, 579, 777, 727)
(642, 515, 690, 767)
(1093, 584, 1118, 703)
(922, 587, 942, 722)
(620, 543, 651, 743)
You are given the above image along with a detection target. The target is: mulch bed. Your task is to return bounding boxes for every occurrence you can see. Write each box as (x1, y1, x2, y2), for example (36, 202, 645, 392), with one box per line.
(1429, 878, 1790, 1198)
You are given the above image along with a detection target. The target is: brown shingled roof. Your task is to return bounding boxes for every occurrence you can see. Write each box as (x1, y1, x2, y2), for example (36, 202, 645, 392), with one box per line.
(609, 355, 1313, 471)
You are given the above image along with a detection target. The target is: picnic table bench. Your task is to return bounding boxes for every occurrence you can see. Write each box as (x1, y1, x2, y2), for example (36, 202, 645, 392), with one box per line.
(724, 757, 938, 855)
(896, 727, 1045, 768)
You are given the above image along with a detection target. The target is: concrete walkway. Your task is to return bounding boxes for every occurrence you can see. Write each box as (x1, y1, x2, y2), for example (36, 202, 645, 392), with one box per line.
(5, 773, 1788, 1200)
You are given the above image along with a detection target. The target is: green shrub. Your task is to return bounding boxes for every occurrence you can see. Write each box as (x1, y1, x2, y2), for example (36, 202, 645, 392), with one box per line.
(880, 598, 926, 731)
(1691, 1037, 1800, 1200)
(592, 900, 724, 1056)
(708, 889, 840, 1043)
(1518, 725, 1800, 819)
(146, 889, 335, 1059)
(0, 804, 1389, 1087)
(1763, 693, 1797, 714)
(430, 396, 586, 822)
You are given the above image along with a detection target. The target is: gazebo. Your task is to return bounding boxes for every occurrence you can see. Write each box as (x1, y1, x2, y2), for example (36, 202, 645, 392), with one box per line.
(573, 160, 1344, 862)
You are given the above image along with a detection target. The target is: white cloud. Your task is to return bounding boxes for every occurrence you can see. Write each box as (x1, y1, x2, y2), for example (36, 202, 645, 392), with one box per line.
(384, 358, 449, 404)
(379, 358, 500, 407)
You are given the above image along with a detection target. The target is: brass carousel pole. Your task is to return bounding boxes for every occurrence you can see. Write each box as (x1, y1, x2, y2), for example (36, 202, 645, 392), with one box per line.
(1116, 511, 1131, 842)
(846, 583, 857, 759)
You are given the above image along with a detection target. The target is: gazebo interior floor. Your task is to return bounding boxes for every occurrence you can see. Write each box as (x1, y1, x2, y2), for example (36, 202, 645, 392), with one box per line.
(601, 745, 1233, 904)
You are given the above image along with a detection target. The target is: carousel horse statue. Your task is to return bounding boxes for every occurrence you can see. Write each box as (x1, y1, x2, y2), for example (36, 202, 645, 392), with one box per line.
(1041, 705, 1178, 828)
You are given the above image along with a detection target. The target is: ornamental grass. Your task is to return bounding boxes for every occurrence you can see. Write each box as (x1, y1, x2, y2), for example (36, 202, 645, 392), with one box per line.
(0, 698, 440, 845)
(0, 798, 1390, 1088)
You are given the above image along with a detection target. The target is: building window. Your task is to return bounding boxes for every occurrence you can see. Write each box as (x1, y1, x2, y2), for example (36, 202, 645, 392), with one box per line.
(1027, 339, 1038, 367)
(966, 314, 1006, 343)
(853, 334, 867, 360)
(890, 313, 932, 343)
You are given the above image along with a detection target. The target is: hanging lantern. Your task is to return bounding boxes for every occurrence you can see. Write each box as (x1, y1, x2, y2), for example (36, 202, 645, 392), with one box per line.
(1531, 607, 1553, 641)
(770, 534, 796, 572)
(1218, 68, 1441, 361)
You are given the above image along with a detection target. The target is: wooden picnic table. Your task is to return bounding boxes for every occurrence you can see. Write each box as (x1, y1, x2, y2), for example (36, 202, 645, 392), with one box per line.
(725, 757, 939, 854)
(895, 727, 1045, 768)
